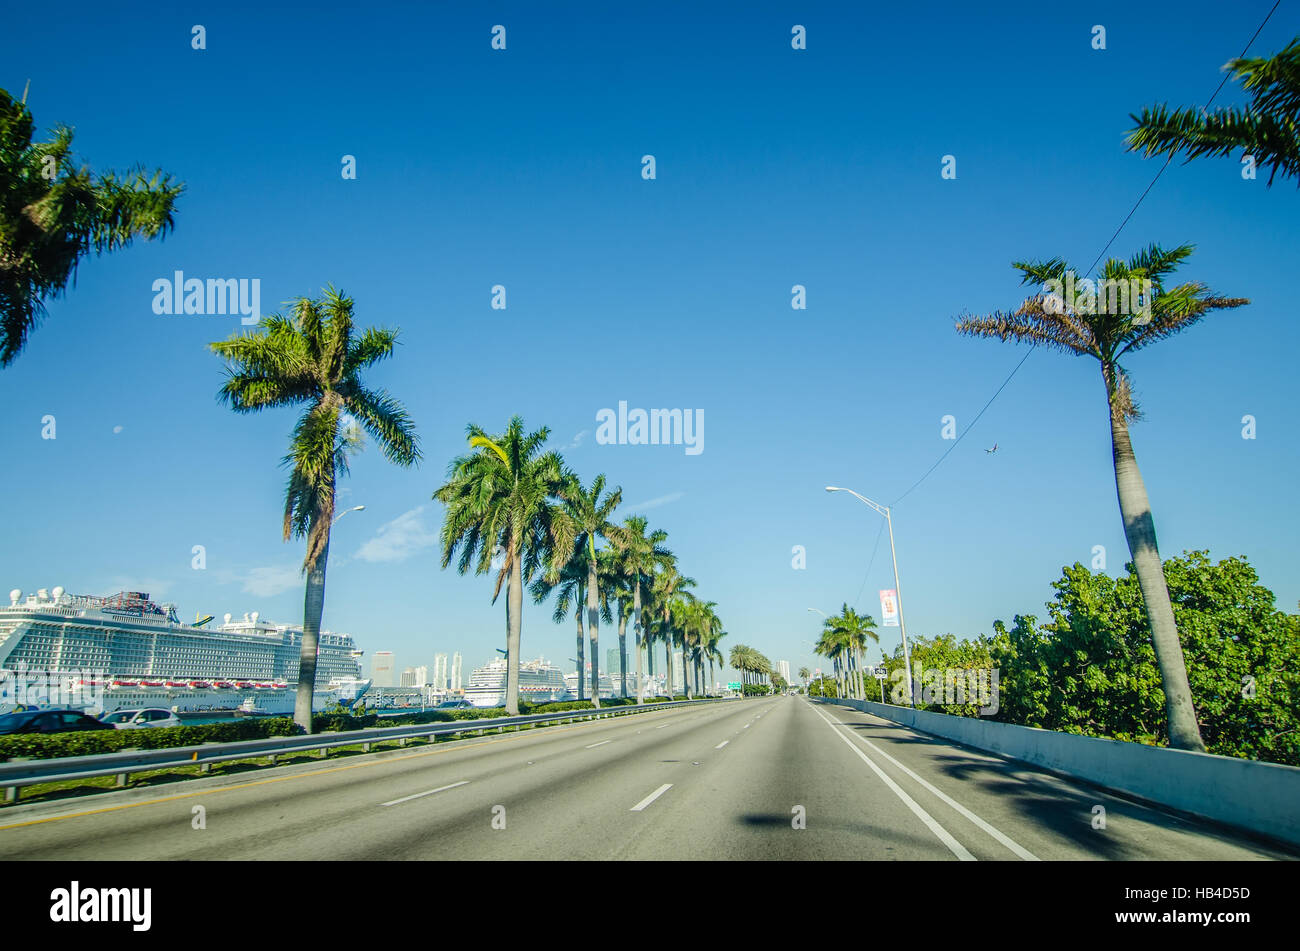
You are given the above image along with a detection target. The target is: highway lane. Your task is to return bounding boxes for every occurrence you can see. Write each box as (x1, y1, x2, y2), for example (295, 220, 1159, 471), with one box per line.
(0, 696, 1291, 860)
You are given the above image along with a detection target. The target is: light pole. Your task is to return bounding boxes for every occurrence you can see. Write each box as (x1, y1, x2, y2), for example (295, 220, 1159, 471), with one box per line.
(825, 486, 914, 707)
(333, 504, 365, 525)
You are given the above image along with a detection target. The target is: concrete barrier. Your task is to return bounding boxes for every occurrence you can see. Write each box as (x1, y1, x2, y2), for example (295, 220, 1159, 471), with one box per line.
(830, 698, 1300, 849)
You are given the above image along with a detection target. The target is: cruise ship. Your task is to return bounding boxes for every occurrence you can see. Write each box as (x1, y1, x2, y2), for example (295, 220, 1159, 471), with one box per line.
(564, 669, 621, 700)
(463, 657, 570, 708)
(0, 587, 371, 715)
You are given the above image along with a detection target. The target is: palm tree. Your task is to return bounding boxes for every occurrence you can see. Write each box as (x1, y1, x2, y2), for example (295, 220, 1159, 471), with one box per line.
(558, 473, 628, 708)
(1, 88, 183, 366)
(798, 666, 811, 692)
(956, 245, 1247, 751)
(824, 605, 879, 700)
(210, 288, 420, 732)
(652, 561, 695, 697)
(1128, 38, 1300, 187)
(435, 417, 575, 716)
(614, 518, 671, 702)
(529, 548, 611, 702)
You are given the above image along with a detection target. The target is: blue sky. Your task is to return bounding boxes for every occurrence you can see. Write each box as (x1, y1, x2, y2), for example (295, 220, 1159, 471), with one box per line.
(2, 1, 1297, 684)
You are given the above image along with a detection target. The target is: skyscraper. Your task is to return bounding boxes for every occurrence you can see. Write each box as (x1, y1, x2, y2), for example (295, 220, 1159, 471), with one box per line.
(372, 651, 396, 688)
(412, 665, 429, 688)
(778, 660, 791, 683)
(400, 667, 417, 687)
(433, 653, 448, 690)
(451, 652, 463, 691)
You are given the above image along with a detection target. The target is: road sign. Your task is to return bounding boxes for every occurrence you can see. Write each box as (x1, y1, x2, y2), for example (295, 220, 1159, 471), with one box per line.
(872, 666, 888, 679)
(727, 682, 742, 691)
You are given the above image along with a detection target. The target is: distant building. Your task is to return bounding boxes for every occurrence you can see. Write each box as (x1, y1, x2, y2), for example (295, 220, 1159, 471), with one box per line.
(778, 660, 791, 684)
(372, 651, 396, 688)
(400, 667, 417, 687)
(451, 652, 463, 691)
(434, 653, 448, 690)
(412, 664, 429, 688)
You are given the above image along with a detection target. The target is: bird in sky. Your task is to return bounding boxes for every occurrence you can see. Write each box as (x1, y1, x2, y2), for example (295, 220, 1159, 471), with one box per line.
(985, 443, 998, 454)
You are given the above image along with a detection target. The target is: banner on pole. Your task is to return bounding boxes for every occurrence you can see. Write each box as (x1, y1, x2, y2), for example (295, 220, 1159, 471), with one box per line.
(879, 589, 899, 627)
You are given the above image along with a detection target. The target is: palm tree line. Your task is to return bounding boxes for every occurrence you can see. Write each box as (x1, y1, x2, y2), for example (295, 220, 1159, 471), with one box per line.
(813, 604, 880, 701)
(436, 415, 729, 715)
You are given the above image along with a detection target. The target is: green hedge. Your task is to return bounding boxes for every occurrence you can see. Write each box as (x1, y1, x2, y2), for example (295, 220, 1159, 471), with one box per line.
(0, 694, 708, 762)
(0, 717, 301, 762)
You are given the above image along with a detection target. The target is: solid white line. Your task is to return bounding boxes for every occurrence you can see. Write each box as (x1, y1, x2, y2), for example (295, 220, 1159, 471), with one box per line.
(586, 740, 611, 748)
(715, 740, 729, 749)
(380, 780, 469, 807)
(808, 704, 975, 861)
(630, 783, 673, 812)
(655, 723, 670, 730)
(831, 710, 1041, 861)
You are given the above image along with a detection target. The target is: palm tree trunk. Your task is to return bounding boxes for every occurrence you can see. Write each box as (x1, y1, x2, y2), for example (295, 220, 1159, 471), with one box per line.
(506, 552, 523, 717)
(587, 560, 601, 709)
(664, 637, 672, 698)
(575, 589, 586, 702)
(707, 657, 715, 697)
(1108, 393, 1205, 751)
(617, 603, 629, 700)
(633, 581, 644, 704)
(294, 538, 328, 733)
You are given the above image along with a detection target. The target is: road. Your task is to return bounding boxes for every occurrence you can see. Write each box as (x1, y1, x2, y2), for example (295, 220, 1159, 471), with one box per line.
(0, 696, 1291, 860)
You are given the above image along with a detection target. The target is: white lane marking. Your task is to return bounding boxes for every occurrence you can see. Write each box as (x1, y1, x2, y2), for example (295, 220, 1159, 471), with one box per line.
(655, 723, 670, 730)
(808, 704, 975, 861)
(586, 740, 611, 748)
(832, 711, 1041, 861)
(630, 783, 673, 812)
(743, 724, 750, 729)
(380, 780, 469, 807)
(715, 740, 729, 749)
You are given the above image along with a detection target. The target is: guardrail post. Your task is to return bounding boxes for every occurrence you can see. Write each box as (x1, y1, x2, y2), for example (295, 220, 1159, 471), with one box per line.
(4, 786, 16, 804)
(363, 741, 372, 752)
(199, 762, 211, 774)
(267, 754, 277, 765)
(115, 772, 129, 787)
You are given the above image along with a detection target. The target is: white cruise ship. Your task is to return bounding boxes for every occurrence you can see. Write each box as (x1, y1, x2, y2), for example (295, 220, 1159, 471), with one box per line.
(463, 657, 570, 708)
(564, 669, 620, 700)
(0, 587, 371, 715)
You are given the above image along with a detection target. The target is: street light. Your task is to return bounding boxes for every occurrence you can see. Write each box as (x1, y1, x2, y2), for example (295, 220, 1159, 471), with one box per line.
(825, 486, 914, 707)
(333, 504, 365, 525)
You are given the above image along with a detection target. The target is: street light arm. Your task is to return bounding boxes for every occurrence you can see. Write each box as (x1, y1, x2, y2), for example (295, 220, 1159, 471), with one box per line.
(825, 486, 889, 518)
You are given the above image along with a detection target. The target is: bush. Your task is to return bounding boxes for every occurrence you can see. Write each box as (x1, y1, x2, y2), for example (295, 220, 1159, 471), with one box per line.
(0, 716, 301, 762)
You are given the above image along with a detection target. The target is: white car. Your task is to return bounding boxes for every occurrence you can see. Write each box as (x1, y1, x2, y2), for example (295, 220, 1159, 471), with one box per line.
(100, 708, 182, 730)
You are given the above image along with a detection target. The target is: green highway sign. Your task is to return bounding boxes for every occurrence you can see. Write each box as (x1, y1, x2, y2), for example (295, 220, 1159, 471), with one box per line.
(727, 682, 742, 690)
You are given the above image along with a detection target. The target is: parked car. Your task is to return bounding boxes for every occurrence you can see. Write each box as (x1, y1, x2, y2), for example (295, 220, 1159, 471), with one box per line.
(435, 699, 475, 710)
(0, 709, 118, 735)
(99, 708, 183, 730)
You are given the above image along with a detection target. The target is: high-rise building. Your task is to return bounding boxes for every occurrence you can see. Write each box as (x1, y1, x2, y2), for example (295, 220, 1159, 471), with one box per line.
(372, 651, 396, 688)
(400, 667, 417, 687)
(412, 665, 429, 688)
(433, 653, 448, 690)
(778, 660, 791, 684)
(451, 652, 463, 691)
(672, 650, 684, 693)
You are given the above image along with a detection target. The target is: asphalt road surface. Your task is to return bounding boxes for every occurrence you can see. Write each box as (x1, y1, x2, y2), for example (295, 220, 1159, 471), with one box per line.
(1, 696, 1292, 860)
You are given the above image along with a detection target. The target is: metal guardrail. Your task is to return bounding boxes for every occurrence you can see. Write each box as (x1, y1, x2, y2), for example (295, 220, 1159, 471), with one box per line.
(0, 697, 736, 802)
